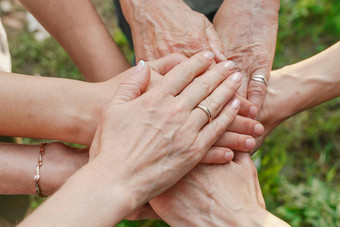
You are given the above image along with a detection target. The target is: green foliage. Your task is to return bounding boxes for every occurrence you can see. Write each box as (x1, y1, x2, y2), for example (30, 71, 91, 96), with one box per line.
(257, 99, 340, 226)
(275, 0, 340, 69)
(276, 178, 340, 226)
(116, 220, 169, 227)
(10, 31, 83, 80)
(254, 1, 340, 225)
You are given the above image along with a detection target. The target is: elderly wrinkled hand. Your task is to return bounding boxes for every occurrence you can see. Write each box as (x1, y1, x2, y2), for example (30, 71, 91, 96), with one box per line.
(120, 0, 226, 63)
(214, 0, 280, 115)
(149, 152, 288, 226)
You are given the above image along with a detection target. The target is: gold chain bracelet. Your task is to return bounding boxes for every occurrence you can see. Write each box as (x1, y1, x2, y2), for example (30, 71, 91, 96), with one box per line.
(34, 142, 47, 197)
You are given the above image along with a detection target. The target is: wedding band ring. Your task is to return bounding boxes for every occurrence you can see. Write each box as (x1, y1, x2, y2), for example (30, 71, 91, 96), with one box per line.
(197, 105, 212, 123)
(251, 75, 268, 86)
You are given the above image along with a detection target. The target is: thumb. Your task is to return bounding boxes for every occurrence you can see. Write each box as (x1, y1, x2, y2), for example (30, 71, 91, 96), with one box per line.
(112, 60, 150, 105)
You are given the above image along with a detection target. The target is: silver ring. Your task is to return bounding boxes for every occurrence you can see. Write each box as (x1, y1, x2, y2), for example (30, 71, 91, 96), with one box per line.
(196, 105, 212, 123)
(251, 75, 268, 86)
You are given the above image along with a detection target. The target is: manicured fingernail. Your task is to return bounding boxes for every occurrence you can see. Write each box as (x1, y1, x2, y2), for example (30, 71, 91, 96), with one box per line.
(232, 98, 240, 109)
(135, 60, 145, 72)
(249, 106, 258, 118)
(254, 124, 264, 136)
(231, 72, 242, 82)
(224, 60, 235, 70)
(219, 53, 227, 61)
(225, 152, 234, 161)
(203, 51, 214, 60)
(245, 138, 256, 150)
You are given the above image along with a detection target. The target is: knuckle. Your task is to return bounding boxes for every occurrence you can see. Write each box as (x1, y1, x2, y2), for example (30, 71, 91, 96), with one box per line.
(210, 120, 226, 137)
(251, 55, 270, 71)
(233, 137, 246, 150)
(195, 78, 212, 93)
(194, 53, 209, 68)
(188, 39, 208, 52)
(211, 63, 230, 80)
(244, 120, 256, 134)
(210, 149, 223, 162)
(248, 83, 266, 97)
(222, 110, 236, 124)
(175, 66, 195, 84)
(165, 106, 180, 119)
(169, 53, 188, 62)
(233, 136, 245, 151)
(204, 95, 220, 114)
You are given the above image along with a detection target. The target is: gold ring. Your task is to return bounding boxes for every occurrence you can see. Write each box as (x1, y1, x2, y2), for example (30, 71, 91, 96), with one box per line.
(197, 105, 212, 123)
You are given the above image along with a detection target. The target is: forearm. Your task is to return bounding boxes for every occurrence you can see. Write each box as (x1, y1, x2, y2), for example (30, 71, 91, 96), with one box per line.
(120, 0, 167, 24)
(19, 162, 135, 226)
(0, 142, 88, 195)
(0, 72, 114, 144)
(270, 42, 340, 121)
(20, 0, 130, 82)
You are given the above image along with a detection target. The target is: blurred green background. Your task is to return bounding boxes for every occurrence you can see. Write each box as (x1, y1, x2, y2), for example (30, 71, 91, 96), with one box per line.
(1, 0, 340, 226)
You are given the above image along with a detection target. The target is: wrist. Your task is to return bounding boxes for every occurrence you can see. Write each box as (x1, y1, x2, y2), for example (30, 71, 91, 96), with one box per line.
(41, 142, 89, 195)
(22, 161, 138, 226)
(67, 81, 115, 145)
(121, 0, 190, 27)
(80, 160, 138, 221)
(273, 42, 340, 119)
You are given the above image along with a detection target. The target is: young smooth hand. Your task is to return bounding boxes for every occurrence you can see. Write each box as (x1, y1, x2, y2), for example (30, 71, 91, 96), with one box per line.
(20, 52, 246, 226)
(89, 51, 244, 204)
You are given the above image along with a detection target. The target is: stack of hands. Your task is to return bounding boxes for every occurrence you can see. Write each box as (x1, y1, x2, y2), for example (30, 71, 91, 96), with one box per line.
(0, 0, 338, 226)
(22, 52, 286, 226)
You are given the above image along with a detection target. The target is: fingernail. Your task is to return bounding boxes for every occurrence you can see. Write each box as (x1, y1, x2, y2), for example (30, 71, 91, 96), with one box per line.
(203, 51, 214, 60)
(253, 124, 264, 136)
(231, 72, 242, 82)
(245, 138, 255, 150)
(224, 60, 235, 70)
(135, 60, 145, 72)
(219, 53, 227, 61)
(225, 152, 234, 161)
(249, 106, 258, 118)
(232, 98, 240, 109)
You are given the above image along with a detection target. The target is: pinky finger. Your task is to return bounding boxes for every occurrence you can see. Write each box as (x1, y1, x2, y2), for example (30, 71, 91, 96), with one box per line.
(200, 146, 234, 164)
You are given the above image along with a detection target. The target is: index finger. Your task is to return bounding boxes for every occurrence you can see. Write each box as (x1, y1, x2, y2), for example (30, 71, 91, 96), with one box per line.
(158, 51, 215, 96)
(148, 53, 188, 75)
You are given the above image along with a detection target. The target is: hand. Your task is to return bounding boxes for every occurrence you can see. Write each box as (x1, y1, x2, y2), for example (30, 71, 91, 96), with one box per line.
(89, 51, 243, 206)
(98, 54, 262, 164)
(252, 41, 340, 152)
(40, 142, 89, 195)
(150, 153, 283, 226)
(121, 0, 225, 62)
(214, 0, 280, 113)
